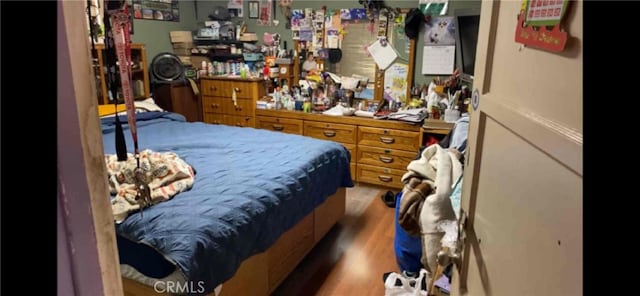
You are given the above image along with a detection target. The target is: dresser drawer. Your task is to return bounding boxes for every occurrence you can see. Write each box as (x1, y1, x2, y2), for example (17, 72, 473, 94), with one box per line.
(224, 115, 254, 128)
(223, 98, 254, 117)
(201, 79, 229, 97)
(228, 81, 259, 99)
(358, 127, 420, 152)
(256, 116, 303, 135)
(203, 113, 224, 125)
(356, 164, 405, 189)
(202, 96, 226, 114)
(304, 121, 357, 144)
(201, 80, 258, 99)
(356, 146, 416, 170)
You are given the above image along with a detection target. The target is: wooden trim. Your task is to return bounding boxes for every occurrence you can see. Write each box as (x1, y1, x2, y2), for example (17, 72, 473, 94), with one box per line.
(474, 0, 500, 94)
(255, 109, 421, 131)
(122, 188, 347, 296)
(481, 97, 582, 175)
(406, 38, 416, 101)
(139, 44, 150, 99)
(199, 76, 265, 82)
(96, 46, 108, 104)
(456, 2, 496, 289)
(59, 1, 123, 295)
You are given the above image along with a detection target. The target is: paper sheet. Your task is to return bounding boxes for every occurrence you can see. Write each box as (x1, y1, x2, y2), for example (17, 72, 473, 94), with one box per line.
(367, 39, 398, 70)
(384, 63, 408, 103)
(326, 29, 339, 49)
(421, 45, 455, 75)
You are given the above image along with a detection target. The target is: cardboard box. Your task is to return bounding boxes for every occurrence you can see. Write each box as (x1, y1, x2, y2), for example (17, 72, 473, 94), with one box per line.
(239, 33, 258, 42)
(177, 55, 192, 65)
(173, 48, 192, 56)
(170, 31, 193, 43)
(190, 56, 209, 69)
(172, 42, 194, 49)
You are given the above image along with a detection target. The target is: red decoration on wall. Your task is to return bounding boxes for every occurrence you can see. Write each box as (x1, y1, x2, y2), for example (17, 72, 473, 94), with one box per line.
(514, 11, 567, 52)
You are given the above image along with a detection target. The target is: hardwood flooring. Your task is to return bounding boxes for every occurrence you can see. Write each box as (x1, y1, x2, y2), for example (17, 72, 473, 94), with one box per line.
(272, 184, 401, 296)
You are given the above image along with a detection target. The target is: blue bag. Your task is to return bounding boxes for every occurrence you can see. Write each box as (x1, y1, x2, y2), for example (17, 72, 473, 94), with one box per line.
(393, 191, 423, 273)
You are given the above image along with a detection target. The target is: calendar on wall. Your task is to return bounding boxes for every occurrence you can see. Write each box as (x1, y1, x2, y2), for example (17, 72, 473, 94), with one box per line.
(523, 0, 568, 27)
(515, 0, 570, 52)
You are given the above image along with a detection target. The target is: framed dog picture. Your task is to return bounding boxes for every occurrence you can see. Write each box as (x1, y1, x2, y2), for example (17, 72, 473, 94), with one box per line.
(423, 16, 456, 45)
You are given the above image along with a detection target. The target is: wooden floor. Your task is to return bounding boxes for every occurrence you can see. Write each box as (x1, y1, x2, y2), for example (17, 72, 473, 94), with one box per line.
(272, 184, 401, 296)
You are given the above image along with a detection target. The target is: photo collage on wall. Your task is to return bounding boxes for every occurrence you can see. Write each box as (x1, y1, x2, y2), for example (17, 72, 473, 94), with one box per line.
(132, 0, 180, 22)
(290, 8, 326, 56)
(291, 7, 370, 59)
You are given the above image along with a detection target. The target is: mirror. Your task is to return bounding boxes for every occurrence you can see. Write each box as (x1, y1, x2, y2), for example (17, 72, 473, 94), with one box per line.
(375, 9, 417, 107)
(291, 8, 417, 110)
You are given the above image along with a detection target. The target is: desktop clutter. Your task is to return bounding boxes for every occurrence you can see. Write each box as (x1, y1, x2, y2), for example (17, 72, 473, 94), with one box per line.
(258, 64, 471, 125)
(189, 9, 470, 126)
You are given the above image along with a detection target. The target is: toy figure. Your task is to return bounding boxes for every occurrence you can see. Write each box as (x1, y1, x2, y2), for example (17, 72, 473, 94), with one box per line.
(313, 86, 329, 110)
(302, 52, 318, 75)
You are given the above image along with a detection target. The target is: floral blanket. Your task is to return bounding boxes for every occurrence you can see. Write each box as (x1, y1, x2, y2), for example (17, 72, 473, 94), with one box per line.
(105, 149, 195, 223)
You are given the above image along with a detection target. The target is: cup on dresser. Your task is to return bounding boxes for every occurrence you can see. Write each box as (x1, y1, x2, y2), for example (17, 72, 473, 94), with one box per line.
(444, 109, 460, 123)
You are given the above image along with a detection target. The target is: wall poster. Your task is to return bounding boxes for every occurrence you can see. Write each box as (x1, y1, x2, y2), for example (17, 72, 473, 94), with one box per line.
(132, 0, 180, 22)
(257, 0, 273, 26)
(384, 63, 409, 103)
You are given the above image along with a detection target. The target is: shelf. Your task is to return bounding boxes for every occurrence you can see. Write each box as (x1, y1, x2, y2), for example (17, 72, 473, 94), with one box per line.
(209, 54, 244, 61)
(193, 38, 247, 46)
(92, 43, 150, 105)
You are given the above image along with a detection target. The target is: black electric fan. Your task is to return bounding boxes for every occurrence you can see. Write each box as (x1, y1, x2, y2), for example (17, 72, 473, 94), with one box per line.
(149, 52, 186, 93)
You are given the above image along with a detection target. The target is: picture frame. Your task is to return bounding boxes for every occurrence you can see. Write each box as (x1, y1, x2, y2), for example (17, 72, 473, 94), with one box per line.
(249, 1, 259, 19)
(132, 0, 180, 22)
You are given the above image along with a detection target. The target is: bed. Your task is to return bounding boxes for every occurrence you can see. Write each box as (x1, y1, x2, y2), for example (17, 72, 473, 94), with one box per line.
(100, 110, 353, 295)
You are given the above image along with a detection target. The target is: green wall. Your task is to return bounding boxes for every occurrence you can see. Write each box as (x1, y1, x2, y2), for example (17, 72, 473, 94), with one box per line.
(137, 0, 481, 88)
(131, 0, 199, 67)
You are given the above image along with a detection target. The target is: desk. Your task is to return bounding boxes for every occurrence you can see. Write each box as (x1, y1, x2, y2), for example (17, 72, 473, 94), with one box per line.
(420, 119, 455, 146)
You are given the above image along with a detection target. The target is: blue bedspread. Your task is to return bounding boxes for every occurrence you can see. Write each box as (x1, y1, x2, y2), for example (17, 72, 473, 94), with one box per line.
(101, 112, 353, 294)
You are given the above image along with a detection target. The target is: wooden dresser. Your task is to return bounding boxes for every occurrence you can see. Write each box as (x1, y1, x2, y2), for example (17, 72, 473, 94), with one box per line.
(255, 109, 436, 189)
(200, 76, 266, 127)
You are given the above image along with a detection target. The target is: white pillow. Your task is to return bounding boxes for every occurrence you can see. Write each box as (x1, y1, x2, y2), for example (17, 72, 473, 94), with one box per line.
(134, 98, 165, 112)
(101, 98, 165, 118)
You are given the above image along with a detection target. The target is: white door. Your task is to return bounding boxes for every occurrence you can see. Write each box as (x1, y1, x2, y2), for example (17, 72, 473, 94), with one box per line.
(451, 1, 582, 295)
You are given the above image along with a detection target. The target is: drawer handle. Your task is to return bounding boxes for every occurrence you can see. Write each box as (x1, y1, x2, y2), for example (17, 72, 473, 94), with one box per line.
(209, 86, 217, 91)
(235, 106, 243, 111)
(379, 156, 394, 163)
(323, 131, 336, 137)
(210, 103, 219, 108)
(378, 175, 392, 182)
(272, 124, 284, 131)
(380, 137, 395, 144)
(234, 87, 241, 92)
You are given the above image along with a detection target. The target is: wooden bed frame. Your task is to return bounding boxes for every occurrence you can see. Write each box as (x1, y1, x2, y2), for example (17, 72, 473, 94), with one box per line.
(122, 187, 347, 296)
